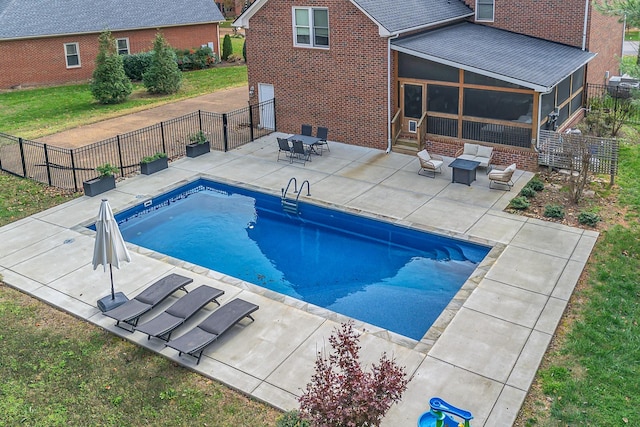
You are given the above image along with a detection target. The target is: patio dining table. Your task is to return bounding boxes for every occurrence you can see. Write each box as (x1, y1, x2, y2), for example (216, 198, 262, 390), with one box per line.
(288, 134, 323, 154)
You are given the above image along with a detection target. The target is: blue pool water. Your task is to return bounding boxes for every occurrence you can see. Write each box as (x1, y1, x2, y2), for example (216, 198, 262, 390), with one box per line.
(111, 179, 489, 340)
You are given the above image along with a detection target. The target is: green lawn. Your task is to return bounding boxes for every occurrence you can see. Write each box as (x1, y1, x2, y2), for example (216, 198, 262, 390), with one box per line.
(0, 66, 247, 139)
(522, 140, 640, 426)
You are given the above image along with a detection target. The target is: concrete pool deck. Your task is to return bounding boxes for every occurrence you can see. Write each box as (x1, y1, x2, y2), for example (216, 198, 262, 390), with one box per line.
(0, 135, 597, 426)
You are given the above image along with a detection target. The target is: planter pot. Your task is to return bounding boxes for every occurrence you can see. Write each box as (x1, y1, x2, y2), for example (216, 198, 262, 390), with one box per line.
(83, 175, 116, 197)
(186, 140, 210, 158)
(140, 157, 168, 175)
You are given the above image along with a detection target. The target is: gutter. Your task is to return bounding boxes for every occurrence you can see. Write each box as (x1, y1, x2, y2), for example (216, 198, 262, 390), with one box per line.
(387, 33, 399, 153)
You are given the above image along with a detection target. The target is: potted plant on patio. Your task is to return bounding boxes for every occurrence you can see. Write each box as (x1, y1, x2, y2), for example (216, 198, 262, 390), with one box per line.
(186, 130, 210, 158)
(83, 163, 119, 196)
(140, 152, 169, 175)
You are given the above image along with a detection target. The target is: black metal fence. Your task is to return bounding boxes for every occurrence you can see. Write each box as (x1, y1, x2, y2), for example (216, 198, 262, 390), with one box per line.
(0, 99, 276, 191)
(584, 83, 640, 124)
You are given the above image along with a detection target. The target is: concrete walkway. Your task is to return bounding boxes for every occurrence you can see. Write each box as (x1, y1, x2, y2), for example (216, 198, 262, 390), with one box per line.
(0, 136, 596, 426)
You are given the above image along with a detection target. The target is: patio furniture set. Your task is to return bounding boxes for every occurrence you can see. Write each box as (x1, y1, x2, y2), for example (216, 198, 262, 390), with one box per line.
(418, 142, 516, 190)
(277, 125, 329, 165)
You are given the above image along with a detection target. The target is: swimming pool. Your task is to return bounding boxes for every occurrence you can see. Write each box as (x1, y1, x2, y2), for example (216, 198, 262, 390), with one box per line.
(110, 179, 490, 341)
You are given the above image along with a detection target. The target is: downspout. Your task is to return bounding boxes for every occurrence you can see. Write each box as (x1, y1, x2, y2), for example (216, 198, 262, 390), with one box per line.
(582, 0, 589, 50)
(387, 33, 400, 153)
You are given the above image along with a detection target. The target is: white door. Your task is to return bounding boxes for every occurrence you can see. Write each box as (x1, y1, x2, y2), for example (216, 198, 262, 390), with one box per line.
(258, 83, 275, 130)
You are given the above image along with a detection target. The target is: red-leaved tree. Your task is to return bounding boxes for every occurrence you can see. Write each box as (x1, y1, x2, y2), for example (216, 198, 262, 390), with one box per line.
(298, 321, 409, 427)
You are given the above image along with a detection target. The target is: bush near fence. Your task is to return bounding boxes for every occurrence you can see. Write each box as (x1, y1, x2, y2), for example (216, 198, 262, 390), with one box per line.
(0, 99, 276, 191)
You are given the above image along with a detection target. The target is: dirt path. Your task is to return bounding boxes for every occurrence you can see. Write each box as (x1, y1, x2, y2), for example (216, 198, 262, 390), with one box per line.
(37, 85, 249, 149)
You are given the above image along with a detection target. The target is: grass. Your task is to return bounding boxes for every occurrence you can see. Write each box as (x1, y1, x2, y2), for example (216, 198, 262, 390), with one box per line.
(625, 29, 640, 41)
(521, 139, 640, 426)
(0, 283, 280, 426)
(0, 66, 247, 139)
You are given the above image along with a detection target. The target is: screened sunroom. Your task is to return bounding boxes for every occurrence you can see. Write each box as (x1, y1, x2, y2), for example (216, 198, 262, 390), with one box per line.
(390, 23, 595, 150)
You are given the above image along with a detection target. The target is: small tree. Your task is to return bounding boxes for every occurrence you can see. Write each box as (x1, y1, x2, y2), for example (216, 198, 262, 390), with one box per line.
(299, 321, 408, 427)
(143, 32, 182, 95)
(90, 30, 132, 104)
(222, 34, 233, 61)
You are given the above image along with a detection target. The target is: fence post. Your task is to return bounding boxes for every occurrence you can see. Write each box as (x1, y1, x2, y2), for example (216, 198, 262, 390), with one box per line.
(610, 139, 618, 187)
(70, 149, 78, 192)
(248, 105, 255, 141)
(198, 110, 203, 131)
(18, 137, 27, 177)
(160, 121, 166, 154)
(222, 113, 229, 152)
(43, 144, 52, 186)
(273, 98, 277, 131)
(116, 135, 125, 176)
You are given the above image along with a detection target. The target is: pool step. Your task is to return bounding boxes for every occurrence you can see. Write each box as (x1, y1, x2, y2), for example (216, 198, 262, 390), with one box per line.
(282, 198, 299, 214)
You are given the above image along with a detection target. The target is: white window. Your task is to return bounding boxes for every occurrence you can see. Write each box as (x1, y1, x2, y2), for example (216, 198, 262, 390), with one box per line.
(293, 7, 329, 48)
(64, 43, 80, 68)
(476, 0, 494, 21)
(116, 38, 130, 55)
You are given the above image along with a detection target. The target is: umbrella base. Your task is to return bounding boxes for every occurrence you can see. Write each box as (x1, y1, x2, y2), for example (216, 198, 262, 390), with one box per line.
(97, 292, 129, 312)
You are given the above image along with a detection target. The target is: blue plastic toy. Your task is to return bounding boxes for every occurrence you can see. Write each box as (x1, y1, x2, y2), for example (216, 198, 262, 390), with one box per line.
(417, 397, 473, 427)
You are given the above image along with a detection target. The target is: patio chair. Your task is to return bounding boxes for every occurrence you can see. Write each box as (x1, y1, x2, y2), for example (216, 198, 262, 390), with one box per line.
(277, 137, 293, 162)
(102, 273, 193, 331)
(134, 285, 224, 341)
(488, 163, 516, 190)
(165, 298, 259, 364)
(315, 126, 329, 155)
(291, 139, 311, 165)
(417, 149, 444, 178)
(301, 124, 313, 136)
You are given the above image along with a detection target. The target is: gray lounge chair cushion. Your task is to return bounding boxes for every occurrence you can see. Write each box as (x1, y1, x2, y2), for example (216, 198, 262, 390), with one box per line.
(166, 298, 258, 363)
(134, 285, 224, 340)
(103, 273, 193, 326)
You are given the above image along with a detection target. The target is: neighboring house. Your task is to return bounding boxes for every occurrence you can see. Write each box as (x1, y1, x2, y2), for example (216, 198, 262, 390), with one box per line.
(235, 0, 623, 170)
(217, 0, 248, 17)
(0, 0, 226, 89)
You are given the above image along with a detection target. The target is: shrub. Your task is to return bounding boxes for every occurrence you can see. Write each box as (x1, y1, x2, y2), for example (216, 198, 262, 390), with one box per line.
(90, 30, 132, 104)
(143, 32, 183, 95)
(175, 46, 218, 71)
(141, 152, 168, 164)
(519, 186, 536, 199)
(189, 130, 208, 145)
(526, 177, 545, 192)
(509, 196, 530, 210)
(578, 211, 601, 226)
(122, 51, 154, 81)
(299, 321, 408, 427)
(276, 410, 310, 427)
(96, 163, 119, 177)
(544, 204, 565, 219)
(222, 34, 233, 61)
(242, 39, 247, 62)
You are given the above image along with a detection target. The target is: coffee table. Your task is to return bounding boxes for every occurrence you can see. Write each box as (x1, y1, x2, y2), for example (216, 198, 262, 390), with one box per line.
(448, 158, 481, 186)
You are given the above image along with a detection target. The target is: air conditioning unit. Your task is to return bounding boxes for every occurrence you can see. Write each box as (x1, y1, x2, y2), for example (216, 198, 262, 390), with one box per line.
(408, 120, 417, 133)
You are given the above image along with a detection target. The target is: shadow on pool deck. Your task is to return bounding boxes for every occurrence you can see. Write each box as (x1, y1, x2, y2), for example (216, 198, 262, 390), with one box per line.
(0, 134, 597, 426)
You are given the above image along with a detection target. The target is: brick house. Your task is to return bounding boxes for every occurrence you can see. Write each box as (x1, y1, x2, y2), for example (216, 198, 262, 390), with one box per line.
(234, 0, 623, 170)
(0, 0, 226, 89)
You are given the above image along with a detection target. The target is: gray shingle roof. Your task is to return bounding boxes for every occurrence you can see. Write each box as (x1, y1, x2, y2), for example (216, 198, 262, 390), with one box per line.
(0, 0, 225, 39)
(350, 0, 473, 34)
(391, 22, 596, 91)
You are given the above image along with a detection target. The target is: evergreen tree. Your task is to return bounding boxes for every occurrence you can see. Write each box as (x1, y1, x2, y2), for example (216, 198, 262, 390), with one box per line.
(222, 34, 233, 61)
(90, 30, 132, 104)
(143, 32, 183, 94)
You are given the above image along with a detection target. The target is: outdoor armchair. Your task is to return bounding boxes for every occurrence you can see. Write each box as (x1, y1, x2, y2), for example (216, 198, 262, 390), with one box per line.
(417, 149, 444, 178)
(488, 163, 516, 190)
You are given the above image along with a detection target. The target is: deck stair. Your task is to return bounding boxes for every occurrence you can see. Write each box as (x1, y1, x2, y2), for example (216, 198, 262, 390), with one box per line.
(393, 135, 420, 155)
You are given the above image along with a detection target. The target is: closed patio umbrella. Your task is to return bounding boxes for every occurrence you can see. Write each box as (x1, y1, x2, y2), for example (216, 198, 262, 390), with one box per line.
(93, 199, 131, 312)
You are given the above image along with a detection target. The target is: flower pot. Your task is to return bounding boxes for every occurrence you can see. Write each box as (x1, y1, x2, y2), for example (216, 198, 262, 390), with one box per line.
(140, 157, 168, 175)
(186, 140, 210, 158)
(83, 175, 116, 197)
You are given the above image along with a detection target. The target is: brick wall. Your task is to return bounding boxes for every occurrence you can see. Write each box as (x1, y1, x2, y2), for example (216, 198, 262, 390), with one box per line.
(426, 137, 540, 172)
(246, 0, 390, 150)
(0, 24, 219, 89)
(585, 9, 623, 85)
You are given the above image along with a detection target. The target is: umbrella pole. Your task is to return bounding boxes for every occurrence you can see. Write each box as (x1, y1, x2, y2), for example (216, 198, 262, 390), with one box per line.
(110, 264, 115, 300)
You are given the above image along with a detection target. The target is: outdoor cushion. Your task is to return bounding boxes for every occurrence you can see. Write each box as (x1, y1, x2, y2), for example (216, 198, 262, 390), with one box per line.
(417, 149, 431, 161)
(476, 145, 493, 159)
(463, 143, 478, 156)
